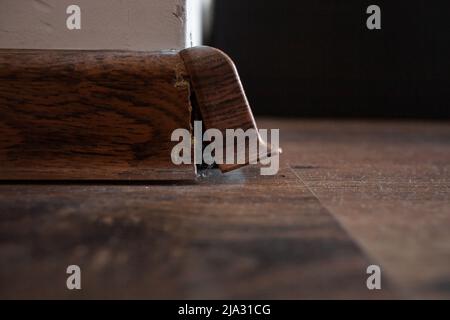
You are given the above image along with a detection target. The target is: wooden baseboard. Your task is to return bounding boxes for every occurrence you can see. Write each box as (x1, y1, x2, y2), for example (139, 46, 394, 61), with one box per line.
(0, 46, 271, 180)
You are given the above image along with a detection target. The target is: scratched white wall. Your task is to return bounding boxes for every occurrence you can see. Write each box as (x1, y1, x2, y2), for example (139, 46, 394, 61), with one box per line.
(0, 0, 202, 50)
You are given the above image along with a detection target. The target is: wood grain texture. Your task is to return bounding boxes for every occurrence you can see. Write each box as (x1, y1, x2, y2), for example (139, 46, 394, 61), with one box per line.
(180, 46, 279, 172)
(0, 49, 194, 180)
(0, 166, 396, 299)
(3, 118, 448, 299)
(258, 118, 450, 299)
(0, 47, 277, 179)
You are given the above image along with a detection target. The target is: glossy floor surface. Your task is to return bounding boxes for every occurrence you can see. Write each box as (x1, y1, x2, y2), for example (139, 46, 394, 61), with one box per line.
(1, 119, 449, 299)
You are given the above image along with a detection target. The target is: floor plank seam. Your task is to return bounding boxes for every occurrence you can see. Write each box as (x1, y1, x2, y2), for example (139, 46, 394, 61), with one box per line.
(288, 165, 405, 298)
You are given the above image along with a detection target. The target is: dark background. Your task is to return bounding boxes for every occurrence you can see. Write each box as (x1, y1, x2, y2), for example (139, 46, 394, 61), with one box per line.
(209, 0, 450, 118)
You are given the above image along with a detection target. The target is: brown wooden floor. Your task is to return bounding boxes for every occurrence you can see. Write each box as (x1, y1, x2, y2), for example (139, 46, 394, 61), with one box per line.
(1, 119, 449, 299)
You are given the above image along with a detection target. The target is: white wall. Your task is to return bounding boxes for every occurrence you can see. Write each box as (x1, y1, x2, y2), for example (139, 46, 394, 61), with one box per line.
(0, 0, 202, 51)
(185, 0, 202, 47)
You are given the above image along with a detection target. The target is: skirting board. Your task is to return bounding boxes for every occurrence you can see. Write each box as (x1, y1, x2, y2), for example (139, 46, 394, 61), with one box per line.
(0, 46, 274, 180)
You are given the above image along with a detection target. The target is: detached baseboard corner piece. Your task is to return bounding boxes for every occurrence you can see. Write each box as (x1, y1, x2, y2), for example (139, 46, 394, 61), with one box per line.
(0, 46, 276, 180)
